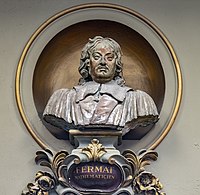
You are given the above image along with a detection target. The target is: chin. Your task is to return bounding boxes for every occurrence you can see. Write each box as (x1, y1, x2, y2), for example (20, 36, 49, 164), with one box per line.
(94, 77, 113, 84)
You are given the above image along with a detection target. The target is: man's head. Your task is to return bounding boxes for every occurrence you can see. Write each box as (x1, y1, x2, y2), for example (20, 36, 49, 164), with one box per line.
(79, 36, 124, 84)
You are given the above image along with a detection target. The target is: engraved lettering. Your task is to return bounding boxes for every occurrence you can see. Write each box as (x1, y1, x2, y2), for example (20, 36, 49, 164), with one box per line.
(103, 167, 109, 173)
(81, 166, 87, 173)
(94, 166, 102, 173)
(87, 166, 94, 173)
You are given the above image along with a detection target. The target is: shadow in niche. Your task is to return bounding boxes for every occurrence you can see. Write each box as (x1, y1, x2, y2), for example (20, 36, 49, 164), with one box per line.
(33, 20, 165, 141)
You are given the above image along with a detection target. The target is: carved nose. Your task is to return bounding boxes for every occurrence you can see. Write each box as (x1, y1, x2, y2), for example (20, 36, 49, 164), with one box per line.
(100, 58, 106, 65)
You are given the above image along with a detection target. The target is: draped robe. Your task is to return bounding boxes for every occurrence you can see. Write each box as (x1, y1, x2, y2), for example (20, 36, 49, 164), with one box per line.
(43, 80, 159, 135)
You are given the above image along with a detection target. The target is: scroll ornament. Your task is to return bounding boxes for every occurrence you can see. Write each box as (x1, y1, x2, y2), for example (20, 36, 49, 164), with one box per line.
(22, 140, 165, 195)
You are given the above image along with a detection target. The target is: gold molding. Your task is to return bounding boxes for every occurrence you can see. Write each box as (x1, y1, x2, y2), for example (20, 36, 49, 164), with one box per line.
(15, 3, 182, 150)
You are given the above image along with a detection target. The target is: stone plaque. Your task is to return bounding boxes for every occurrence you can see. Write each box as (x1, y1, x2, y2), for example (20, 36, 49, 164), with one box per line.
(68, 162, 122, 193)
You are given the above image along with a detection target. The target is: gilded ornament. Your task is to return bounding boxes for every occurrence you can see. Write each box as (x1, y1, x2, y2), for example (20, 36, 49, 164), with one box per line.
(123, 149, 158, 176)
(82, 139, 107, 161)
(22, 171, 56, 195)
(133, 171, 165, 195)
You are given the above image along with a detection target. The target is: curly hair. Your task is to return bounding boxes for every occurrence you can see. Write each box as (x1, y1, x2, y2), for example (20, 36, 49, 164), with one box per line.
(78, 36, 125, 86)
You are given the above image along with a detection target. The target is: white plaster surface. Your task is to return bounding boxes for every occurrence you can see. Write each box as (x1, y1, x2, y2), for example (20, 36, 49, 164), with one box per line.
(0, 0, 200, 194)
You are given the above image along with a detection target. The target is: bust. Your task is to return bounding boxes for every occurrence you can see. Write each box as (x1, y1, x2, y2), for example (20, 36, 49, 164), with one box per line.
(43, 36, 159, 135)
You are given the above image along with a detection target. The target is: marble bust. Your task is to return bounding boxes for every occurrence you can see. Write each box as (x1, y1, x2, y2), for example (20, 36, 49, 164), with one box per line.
(43, 36, 159, 135)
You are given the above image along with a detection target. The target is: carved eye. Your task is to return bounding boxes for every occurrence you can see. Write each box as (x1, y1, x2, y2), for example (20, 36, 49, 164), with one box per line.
(107, 57, 113, 61)
(106, 55, 114, 61)
(93, 53, 101, 60)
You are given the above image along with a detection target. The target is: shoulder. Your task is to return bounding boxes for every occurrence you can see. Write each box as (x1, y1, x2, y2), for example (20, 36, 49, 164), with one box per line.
(128, 89, 152, 97)
(46, 88, 76, 104)
(51, 88, 75, 96)
(126, 89, 157, 108)
(134, 90, 155, 102)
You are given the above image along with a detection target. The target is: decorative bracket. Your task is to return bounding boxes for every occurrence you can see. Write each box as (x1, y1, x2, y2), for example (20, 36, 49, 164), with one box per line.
(22, 132, 165, 195)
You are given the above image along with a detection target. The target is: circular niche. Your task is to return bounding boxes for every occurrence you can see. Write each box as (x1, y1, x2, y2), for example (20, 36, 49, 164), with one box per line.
(16, 4, 182, 152)
(33, 20, 165, 140)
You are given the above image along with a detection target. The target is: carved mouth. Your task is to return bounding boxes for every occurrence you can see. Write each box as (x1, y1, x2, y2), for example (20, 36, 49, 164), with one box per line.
(96, 66, 109, 72)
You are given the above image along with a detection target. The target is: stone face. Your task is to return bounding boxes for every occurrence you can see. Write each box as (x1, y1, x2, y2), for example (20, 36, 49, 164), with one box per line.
(68, 162, 122, 193)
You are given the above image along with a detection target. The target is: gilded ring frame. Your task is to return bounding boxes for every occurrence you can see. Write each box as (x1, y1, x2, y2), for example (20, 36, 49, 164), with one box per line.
(15, 3, 182, 150)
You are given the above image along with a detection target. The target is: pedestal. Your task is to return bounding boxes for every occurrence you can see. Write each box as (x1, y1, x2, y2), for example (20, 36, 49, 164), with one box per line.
(22, 129, 165, 195)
